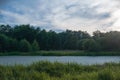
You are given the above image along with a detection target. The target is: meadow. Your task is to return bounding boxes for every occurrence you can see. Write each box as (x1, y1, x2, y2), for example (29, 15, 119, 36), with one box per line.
(0, 61, 120, 80)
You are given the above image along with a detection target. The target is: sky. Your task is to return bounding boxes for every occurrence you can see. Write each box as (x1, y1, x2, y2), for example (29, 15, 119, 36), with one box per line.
(0, 0, 120, 34)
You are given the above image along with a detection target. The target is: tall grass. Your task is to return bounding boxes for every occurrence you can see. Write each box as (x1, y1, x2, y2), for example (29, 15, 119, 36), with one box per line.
(0, 50, 120, 56)
(0, 61, 120, 80)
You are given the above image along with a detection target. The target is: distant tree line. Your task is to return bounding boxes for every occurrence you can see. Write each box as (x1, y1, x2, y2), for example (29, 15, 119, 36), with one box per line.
(0, 24, 120, 52)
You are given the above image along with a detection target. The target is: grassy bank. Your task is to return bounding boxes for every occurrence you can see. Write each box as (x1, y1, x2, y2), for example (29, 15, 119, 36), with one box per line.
(0, 61, 120, 80)
(0, 50, 120, 56)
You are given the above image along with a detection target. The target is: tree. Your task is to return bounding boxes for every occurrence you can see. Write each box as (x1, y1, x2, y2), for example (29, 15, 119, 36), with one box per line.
(19, 39, 32, 52)
(82, 39, 101, 52)
(37, 29, 48, 50)
(77, 40, 85, 50)
(13, 24, 39, 43)
(0, 25, 13, 37)
(0, 34, 9, 52)
(0, 34, 19, 52)
(101, 31, 120, 51)
(8, 38, 19, 52)
(32, 40, 39, 51)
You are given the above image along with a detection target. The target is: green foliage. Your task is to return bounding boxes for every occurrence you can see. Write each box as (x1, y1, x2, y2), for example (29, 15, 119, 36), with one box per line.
(82, 39, 101, 52)
(19, 39, 32, 52)
(98, 69, 114, 80)
(32, 40, 39, 51)
(0, 34, 9, 52)
(1, 24, 120, 52)
(102, 31, 120, 51)
(0, 25, 91, 51)
(0, 62, 120, 80)
(0, 51, 120, 56)
(13, 24, 38, 43)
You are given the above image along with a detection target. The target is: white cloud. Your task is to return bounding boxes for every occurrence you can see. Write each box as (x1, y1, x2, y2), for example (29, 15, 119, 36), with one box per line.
(0, 0, 120, 34)
(0, 9, 48, 26)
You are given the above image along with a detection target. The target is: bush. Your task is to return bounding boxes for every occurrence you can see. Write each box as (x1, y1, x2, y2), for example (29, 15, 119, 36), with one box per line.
(32, 40, 39, 52)
(19, 39, 32, 52)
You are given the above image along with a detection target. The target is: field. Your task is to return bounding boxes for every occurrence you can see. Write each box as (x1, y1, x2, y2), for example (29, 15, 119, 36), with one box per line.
(0, 51, 120, 56)
(0, 61, 120, 80)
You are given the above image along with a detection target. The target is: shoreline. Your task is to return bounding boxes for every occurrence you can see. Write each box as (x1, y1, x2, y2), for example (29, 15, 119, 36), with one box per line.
(0, 51, 120, 56)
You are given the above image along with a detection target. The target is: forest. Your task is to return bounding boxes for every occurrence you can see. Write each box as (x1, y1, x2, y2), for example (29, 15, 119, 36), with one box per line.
(0, 24, 120, 52)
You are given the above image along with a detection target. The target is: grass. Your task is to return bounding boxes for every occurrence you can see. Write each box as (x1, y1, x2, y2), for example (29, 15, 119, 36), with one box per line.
(0, 50, 120, 56)
(0, 61, 120, 80)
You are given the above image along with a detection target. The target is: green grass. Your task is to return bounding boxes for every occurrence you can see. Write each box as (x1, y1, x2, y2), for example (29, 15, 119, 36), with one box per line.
(0, 61, 120, 80)
(0, 50, 120, 56)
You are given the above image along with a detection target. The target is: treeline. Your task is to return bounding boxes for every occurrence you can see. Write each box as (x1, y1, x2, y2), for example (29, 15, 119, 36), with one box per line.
(0, 24, 120, 52)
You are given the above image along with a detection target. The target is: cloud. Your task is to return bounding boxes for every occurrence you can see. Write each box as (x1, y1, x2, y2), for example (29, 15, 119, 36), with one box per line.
(0, 0, 120, 34)
(0, 0, 15, 8)
(0, 0, 10, 5)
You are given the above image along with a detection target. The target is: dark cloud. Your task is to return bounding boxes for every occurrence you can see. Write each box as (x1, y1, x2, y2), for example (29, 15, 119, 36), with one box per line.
(0, 0, 10, 5)
(0, 0, 15, 8)
(0, 0, 8, 9)
(65, 4, 79, 10)
(0, 0, 13, 14)
(99, 13, 111, 19)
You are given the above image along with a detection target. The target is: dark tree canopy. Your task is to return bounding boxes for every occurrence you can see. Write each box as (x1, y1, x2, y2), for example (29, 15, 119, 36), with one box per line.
(0, 24, 120, 52)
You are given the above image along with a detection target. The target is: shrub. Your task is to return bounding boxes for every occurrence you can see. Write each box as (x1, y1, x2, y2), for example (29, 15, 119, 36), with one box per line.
(19, 39, 32, 52)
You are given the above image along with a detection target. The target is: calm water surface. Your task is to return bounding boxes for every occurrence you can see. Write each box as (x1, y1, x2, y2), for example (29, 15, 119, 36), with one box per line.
(0, 56, 120, 65)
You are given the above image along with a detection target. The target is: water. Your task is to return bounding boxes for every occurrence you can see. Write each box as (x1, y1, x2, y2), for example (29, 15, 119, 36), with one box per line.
(0, 56, 120, 65)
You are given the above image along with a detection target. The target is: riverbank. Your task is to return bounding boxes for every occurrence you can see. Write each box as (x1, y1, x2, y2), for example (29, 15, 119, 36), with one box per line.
(0, 51, 120, 56)
(0, 61, 120, 80)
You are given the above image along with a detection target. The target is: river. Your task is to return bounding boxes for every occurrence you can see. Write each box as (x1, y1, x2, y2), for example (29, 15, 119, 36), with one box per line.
(0, 56, 120, 65)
